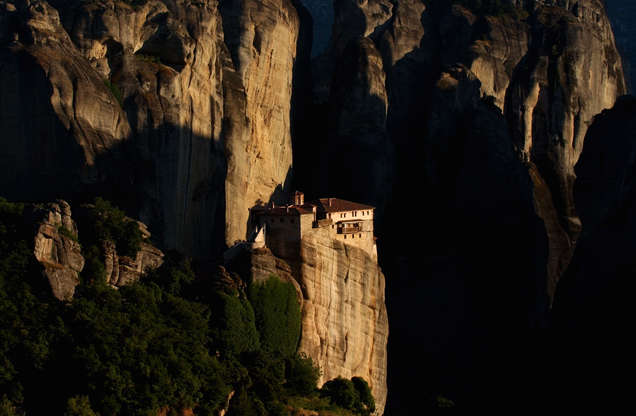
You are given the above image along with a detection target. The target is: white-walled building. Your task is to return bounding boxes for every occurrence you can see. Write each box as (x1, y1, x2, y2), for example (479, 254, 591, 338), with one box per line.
(250, 191, 377, 258)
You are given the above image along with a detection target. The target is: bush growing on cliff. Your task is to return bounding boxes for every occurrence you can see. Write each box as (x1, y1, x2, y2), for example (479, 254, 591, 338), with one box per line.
(0, 197, 333, 416)
(320, 377, 376, 416)
(285, 353, 321, 396)
(76, 198, 143, 283)
(248, 275, 301, 357)
(210, 291, 261, 356)
(79, 197, 143, 258)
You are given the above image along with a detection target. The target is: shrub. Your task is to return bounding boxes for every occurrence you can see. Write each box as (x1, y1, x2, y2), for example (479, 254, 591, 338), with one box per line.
(248, 275, 301, 357)
(143, 250, 195, 296)
(64, 396, 96, 416)
(103, 79, 123, 106)
(352, 377, 375, 415)
(320, 376, 376, 416)
(285, 353, 321, 396)
(78, 198, 143, 258)
(210, 291, 260, 356)
(321, 378, 357, 410)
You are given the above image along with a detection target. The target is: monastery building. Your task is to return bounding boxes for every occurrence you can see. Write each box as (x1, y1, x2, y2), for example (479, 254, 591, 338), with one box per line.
(250, 191, 377, 258)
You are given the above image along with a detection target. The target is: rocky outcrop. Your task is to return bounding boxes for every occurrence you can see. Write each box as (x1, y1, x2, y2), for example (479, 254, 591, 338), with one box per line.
(28, 199, 163, 297)
(227, 230, 388, 414)
(0, 0, 300, 256)
(30, 200, 84, 300)
(102, 238, 164, 289)
(297, 229, 388, 415)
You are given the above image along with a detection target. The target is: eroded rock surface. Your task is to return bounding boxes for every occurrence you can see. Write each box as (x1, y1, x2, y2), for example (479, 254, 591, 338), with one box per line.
(30, 200, 84, 300)
(227, 230, 388, 415)
(0, 0, 300, 256)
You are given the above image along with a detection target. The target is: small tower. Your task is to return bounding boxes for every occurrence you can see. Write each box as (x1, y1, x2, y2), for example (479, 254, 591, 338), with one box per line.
(293, 191, 304, 205)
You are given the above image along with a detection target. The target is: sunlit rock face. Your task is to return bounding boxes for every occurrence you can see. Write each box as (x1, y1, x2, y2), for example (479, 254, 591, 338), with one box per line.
(0, 0, 299, 256)
(297, 229, 388, 415)
(227, 228, 389, 415)
(31, 200, 84, 301)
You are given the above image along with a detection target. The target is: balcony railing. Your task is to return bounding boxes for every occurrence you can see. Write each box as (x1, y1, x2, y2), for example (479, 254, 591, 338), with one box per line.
(337, 227, 362, 234)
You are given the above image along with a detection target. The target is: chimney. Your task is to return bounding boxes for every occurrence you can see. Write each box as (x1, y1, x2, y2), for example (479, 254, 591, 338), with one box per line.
(328, 198, 333, 207)
(294, 191, 304, 205)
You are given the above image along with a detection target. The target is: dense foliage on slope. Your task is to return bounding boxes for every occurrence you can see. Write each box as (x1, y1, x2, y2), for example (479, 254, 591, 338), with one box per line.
(0, 198, 374, 416)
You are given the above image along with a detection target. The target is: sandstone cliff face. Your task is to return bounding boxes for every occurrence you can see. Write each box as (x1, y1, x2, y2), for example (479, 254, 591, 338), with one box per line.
(227, 231, 388, 415)
(292, 0, 625, 410)
(0, 0, 299, 256)
(297, 229, 388, 415)
(28, 199, 164, 298)
(102, 238, 164, 288)
(30, 200, 84, 300)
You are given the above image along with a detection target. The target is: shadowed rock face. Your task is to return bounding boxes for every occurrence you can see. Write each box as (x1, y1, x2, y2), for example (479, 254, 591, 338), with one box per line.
(0, 0, 299, 257)
(290, 0, 625, 410)
(550, 95, 636, 409)
(605, 0, 636, 91)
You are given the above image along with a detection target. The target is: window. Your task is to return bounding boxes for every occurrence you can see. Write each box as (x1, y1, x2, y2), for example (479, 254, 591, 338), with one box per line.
(344, 235, 347, 239)
(359, 233, 362, 238)
(291, 219, 294, 224)
(280, 218, 284, 222)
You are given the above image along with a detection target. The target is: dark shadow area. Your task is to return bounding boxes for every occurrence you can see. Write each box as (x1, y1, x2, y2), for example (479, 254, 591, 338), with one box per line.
(550, 95, 636, 411)
(0, 49, 86, 202)
(0, 47, 229, 262)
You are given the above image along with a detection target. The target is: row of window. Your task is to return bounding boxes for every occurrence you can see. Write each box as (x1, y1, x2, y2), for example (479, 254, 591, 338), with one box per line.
(343, 233, 363, 239)
(329, 210, 371, 219)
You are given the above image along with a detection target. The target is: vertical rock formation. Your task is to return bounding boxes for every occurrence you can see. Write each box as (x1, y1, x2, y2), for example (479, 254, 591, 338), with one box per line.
(0, 0, 300, 256)
(297, 229, 388, 415)
(294, 0, 625, 410)
(101, 226, 164, 288)
(28, 199, 164, 299)
(30, 200, 84, 300)
(219, 0, 299, 248)
(226, 228, 389, 414)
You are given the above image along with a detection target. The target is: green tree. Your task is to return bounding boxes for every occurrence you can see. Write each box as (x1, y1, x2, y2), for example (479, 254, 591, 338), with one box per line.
(248, 276, 301, 357)
(210, 291, 260, 356)
(352, 377, 375, 415)
(320, 376, 376, 415)
(285, 353, 321, 396)
(64, 396, 97, 416)
(320, 378, 358, 410)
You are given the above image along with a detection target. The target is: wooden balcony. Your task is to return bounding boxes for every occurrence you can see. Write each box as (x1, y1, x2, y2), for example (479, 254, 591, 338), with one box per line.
(337, 227, 361, 234)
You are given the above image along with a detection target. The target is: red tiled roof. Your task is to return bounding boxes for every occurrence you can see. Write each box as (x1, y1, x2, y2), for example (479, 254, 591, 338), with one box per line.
(311, 198, 375, 213)
(251, 198, 374, 216)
